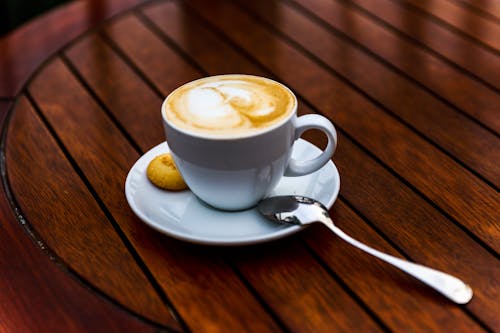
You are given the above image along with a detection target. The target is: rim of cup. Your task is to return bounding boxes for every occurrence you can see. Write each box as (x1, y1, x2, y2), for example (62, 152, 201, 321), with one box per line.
(161, 74, 298, 140)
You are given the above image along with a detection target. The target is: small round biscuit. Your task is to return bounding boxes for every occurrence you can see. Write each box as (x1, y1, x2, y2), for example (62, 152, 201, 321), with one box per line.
(146, 153, 187, 191)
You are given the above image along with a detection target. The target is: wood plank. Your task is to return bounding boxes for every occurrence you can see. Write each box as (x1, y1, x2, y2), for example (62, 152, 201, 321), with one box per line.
(304, 201, 484, 332)
(452, 0, 500, 22)
(102, 13, 202, 95)
(2, 97, 168, 332)
(69, 16, 386, 332)
(402, 0, 500, 52)
(292, 0, 500, 134)
(64, 34, 164, 151)
(0, 0, 148, 97)
(348, 0, 500, 90)
(142, 2, 496, 330)
(6, 96, 178, 329)
(331, 126, 500, 330)
(236, 0, 500, 191)
(28, 56, 281, 333)
(5, 1, 496, 331)
(185, 0, 500, 255)
(137, 4, 265, 77)
(229, 239, 384, 333)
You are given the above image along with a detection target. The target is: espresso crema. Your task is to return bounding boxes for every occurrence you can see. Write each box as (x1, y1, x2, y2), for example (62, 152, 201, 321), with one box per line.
(164, 75, 295, 137)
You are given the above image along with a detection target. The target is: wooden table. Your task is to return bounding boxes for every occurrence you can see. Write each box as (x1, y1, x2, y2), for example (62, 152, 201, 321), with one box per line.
(1, 0, 498, 331)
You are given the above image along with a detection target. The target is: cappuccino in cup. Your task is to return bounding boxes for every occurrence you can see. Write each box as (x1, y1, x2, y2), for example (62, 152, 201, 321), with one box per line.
(162, 75, 337, 211)
(164, 75, 295, 137)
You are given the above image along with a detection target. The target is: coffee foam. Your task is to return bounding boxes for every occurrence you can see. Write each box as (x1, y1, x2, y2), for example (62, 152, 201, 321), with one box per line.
(164, 75, 295, 137)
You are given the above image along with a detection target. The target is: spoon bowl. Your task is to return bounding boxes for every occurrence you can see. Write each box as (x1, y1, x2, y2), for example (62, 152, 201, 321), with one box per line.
(258, 195, 473, 305)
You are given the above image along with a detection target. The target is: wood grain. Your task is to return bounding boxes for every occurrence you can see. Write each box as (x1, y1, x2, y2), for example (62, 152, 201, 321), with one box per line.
(27, 56, 281, 333)
(304, 201, 483, 333)
(331, 126, 500, 329)
(67, 16, 387, 332)
(401, 0, 500, 52)
(0, 0, 149, 98)
(143, 2, 497, 329)
(228, 239, 383, 333)
(185, 0, 500, 258)
(348, 0, 500, 90)
(2, 0, 499, 331)
(451, 0, 500, 21)
(6, 95, 178, 329)
(237, 0, 500, 191)
(64, 34, 165, 151)
(292, 0, 500, 133)
(103, 13, 202, 95)
(1, 98, 161, 332)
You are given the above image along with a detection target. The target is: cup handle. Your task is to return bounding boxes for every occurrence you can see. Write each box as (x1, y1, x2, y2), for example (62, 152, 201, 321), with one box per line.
(284, 114, 337, 177)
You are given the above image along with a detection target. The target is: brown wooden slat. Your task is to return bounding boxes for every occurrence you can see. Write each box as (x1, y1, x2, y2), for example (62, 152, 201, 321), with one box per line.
(28, 56, 281, 333)
(452, 0, 500, 21)
(6, 96, 178, 328)
(64, 34, 164, 151)
(402, 0, 500, 52)
(138, 4, 265, 77)
(0, 204, 157, 333)
(292, 0, 500, 134)
(101, 5, 477, 329)
(305, 202, 484, 333)
(3, 1, 498, 331)
(102, 13, 202, 95)
(142, 2, 498, 330)
(185, 0, 500, 254)
(229, 239, 384, 333)
(0, 0, 148, 98)
(348, 0, 500, 90)
(237, 0, 500, 192)
(176, 0, 500, 326)
(306, 97, 499, 330)
(5, 101, 153, 332)
(331, 127, 500, 330)
(234, 218, 485, 332)
(68, 15, 387, 332)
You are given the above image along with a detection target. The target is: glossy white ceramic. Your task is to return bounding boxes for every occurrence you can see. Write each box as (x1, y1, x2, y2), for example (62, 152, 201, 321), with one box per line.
(125, 139, 340, 246)
(162, 75, 337, 210)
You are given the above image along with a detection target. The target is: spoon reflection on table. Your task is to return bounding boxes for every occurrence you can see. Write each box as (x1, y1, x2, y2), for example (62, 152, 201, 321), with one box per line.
(258, 195, 473, 304)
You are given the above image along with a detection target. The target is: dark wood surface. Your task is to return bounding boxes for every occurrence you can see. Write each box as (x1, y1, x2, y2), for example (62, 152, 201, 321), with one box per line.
(1, 0, 498, 332)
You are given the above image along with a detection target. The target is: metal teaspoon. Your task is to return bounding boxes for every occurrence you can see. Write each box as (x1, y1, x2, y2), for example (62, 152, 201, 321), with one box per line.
(258, 195, 473, 304)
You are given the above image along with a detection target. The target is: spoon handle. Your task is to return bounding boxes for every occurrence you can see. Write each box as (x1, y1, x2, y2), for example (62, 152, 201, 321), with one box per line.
(324, 221, 473, 304)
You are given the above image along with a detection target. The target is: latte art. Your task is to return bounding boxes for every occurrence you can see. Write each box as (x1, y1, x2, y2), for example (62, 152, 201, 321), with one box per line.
(164, 75, 295, 137)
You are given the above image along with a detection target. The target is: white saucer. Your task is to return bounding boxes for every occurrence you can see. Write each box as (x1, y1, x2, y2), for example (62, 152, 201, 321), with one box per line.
(125, 139, 340, 246)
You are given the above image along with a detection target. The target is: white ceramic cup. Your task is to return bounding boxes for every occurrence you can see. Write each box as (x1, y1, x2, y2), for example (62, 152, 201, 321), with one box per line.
(162, 76, 337, 211)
